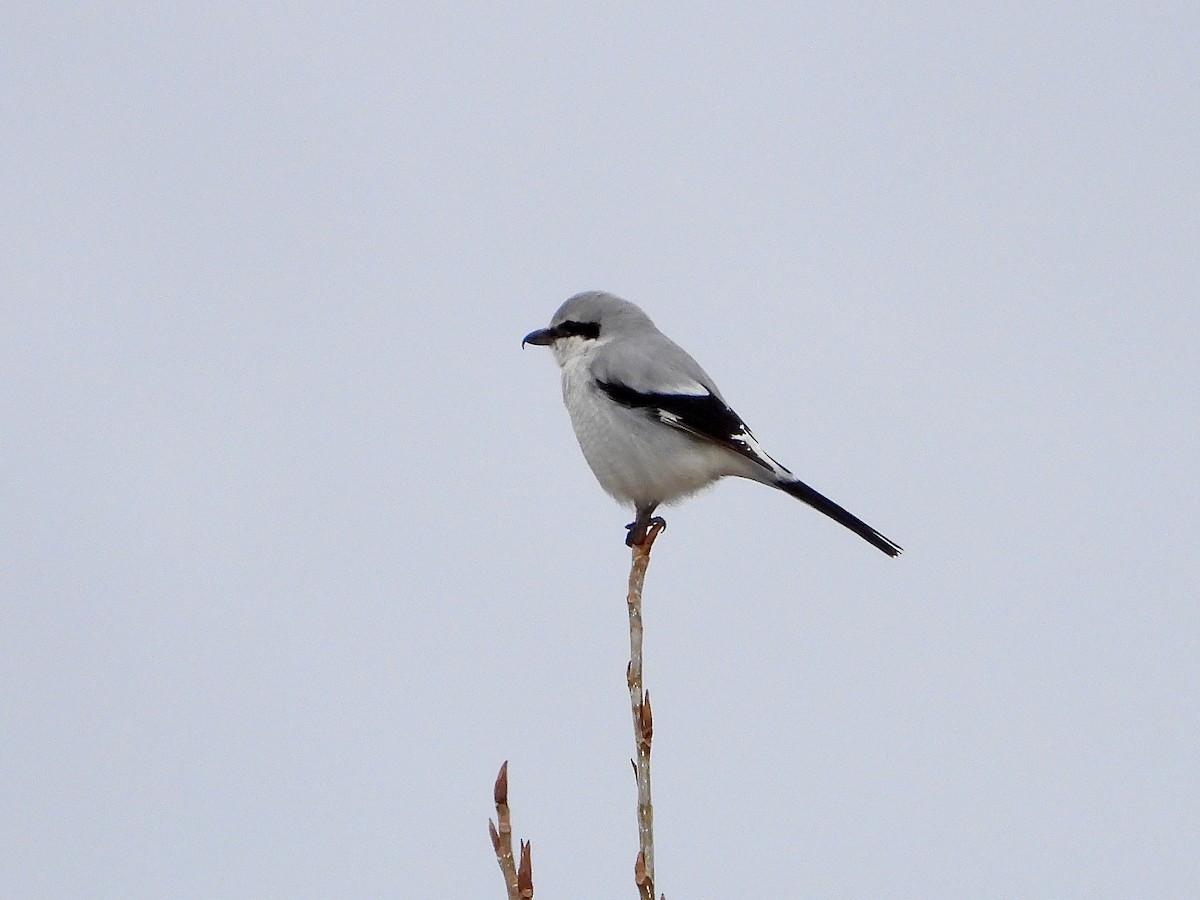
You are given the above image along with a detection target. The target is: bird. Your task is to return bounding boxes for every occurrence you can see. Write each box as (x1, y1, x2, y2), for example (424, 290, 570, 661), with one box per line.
(523, 291, 901, 556)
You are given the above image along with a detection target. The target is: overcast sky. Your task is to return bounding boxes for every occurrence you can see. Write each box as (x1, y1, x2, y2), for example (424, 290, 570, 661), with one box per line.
(4, 4, 1198, 898)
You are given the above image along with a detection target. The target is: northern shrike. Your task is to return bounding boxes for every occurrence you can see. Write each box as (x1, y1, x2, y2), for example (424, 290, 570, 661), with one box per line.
(523, 291, 901, 555)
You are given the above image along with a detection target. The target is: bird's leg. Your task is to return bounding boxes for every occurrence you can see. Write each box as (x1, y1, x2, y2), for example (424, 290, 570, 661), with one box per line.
(625, 505, 666, 548)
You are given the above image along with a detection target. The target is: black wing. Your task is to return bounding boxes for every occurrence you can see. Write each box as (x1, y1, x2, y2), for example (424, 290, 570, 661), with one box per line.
(597, 380, 789, 476)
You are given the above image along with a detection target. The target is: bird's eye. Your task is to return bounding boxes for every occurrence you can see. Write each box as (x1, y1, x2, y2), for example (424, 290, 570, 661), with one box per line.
(559, 320, 601, 340)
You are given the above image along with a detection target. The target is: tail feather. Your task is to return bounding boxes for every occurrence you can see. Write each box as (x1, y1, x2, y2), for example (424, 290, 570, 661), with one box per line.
(778, 477, 902, 557)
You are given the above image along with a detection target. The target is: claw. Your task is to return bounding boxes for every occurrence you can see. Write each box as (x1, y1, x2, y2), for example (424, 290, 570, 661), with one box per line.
(625, 516, 667, 548)
(624, 521, 641, 547)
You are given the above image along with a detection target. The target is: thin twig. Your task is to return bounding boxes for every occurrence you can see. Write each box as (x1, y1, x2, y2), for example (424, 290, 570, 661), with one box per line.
(627, 519, 665, 900)
(488, 761, 533, 899)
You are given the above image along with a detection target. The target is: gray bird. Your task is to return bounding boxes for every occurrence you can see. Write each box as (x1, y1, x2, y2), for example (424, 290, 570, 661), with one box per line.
(523, 291, 901, 555)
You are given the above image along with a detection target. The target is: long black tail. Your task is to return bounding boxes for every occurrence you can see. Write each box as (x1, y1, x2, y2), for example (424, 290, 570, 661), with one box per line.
(778, 477, 902, 557)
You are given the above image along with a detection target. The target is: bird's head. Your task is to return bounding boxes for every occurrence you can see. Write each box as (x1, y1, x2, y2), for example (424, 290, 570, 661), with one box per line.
(522, 291, 657, 359)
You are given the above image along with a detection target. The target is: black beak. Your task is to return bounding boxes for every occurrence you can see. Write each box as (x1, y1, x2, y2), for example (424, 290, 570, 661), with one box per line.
(522, 326, 558, 347)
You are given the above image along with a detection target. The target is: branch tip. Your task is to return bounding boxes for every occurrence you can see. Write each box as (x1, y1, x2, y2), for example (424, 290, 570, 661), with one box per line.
(494, 760, 509, 805)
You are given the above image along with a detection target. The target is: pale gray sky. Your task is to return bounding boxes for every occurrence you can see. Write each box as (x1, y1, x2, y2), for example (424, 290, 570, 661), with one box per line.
(4, 4, 1198, 898)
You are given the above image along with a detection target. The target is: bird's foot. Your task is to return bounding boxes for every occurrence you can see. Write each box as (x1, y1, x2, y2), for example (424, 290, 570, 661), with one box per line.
(625, 516, 667, 548)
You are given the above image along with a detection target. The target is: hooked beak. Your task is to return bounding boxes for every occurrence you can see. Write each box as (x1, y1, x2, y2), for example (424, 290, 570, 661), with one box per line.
(521, 325, 560, 348)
